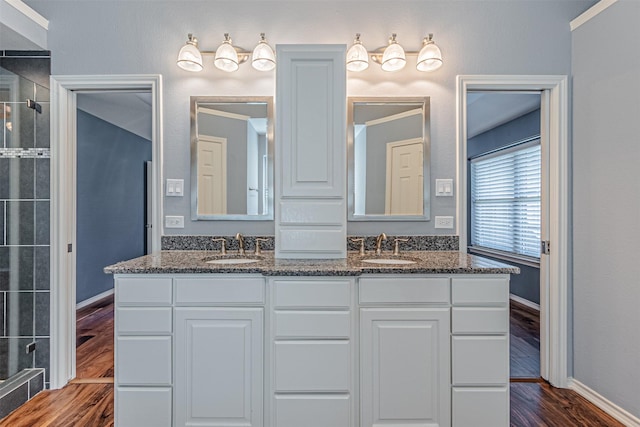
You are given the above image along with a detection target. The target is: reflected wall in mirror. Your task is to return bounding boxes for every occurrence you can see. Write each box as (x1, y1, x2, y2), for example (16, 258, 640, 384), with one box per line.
(348, 97, 431, 221)
(191, 96, 274, 220)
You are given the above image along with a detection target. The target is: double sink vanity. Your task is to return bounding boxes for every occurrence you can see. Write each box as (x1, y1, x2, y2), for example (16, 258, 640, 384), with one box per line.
(106, 44, 519, 427)
(106, 244, 518, 427)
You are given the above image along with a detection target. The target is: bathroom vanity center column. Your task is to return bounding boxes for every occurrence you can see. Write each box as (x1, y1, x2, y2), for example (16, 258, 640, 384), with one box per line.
(275, 45, 347, 259)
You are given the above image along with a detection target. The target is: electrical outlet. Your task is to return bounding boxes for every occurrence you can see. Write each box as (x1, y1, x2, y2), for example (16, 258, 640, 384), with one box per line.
(434, 216, 454, 229)
(165, 215, 184, 228)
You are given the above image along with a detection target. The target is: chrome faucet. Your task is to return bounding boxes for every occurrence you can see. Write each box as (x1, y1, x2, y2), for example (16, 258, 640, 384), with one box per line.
(375, 233, 387, 255)
(235, 233, 246, 256)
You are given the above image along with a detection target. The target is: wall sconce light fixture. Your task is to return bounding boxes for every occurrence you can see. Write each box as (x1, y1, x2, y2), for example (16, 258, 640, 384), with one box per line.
(347, 33, 443, 73)
(177, 33, 276, 72)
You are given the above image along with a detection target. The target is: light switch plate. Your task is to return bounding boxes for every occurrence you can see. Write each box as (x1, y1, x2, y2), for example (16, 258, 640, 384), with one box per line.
(166, 179, 184, 197)
(435, 179, 454, 197)
(435, 216, 454, 229)
(165, 215, 184, 228)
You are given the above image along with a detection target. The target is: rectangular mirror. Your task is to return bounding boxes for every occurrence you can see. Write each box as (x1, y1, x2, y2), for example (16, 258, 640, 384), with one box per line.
(191, 96, 274, 220)
(348, 97, 431, 221)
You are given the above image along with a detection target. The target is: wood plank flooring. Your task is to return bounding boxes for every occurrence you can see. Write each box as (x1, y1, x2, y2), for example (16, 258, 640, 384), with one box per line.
(75, 295, 115, 380)
(0, 295, 627, 426)
(510, 299, 541, 379)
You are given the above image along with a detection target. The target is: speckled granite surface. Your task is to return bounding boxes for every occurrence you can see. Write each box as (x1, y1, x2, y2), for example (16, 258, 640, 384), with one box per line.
(162, 235, 459, 252)
(104, 250, 519, 276)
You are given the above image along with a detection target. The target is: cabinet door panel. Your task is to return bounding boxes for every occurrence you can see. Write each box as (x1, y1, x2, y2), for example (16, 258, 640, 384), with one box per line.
(274, 341, 350, 392)
(272, 279, 351, 308)
(116, 307, 172, 334)
(274, 395, 350, 427)
(360, 308, 450, 427)
(452, 307, 508, 334)
(452, 336, 509, 385)
(451, 277, 509, 306)
(116, 276, 172, 305)
(116, 387, 172, 427)
(174, 308, 263, 427)
(452, 387, 509, 427)
(274, 311, 350, 339)
(116, 336, 171, 385)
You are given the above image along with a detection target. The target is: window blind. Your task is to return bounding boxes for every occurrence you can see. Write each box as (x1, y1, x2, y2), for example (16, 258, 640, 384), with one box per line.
(471, 141, 541, 259)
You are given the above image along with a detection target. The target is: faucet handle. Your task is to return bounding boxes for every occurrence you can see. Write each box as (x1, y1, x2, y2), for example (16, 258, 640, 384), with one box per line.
(254, 238, 268, 255)
(212, 238, 227, 255)
(393, 238, 409, 256)
(350, 238, 366, 256)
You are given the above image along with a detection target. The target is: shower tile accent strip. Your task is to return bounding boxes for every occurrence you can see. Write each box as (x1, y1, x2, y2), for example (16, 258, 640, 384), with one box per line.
(162, 235, 458, 252)
(0, 148, 50, 158)
(0, 368, 45, 419)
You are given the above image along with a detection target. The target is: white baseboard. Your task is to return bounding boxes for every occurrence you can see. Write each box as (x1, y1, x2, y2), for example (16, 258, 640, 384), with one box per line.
(76, 288, 114, 310)
(568, 378, 640, 426)
(509, 293, 540, 311)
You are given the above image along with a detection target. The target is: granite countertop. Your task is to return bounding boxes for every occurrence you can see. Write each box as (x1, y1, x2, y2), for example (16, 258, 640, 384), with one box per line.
(104, 251, 520, 276)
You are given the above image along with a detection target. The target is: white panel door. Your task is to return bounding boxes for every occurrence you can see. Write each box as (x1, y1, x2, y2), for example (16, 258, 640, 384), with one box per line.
(174, 308, 263, 427)
(385, 138, 423, 215)
(360, 308, 450, 427)
(197, 136, 227, 215)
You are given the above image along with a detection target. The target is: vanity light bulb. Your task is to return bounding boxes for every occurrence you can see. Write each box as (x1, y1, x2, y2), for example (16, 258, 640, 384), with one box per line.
(252, 34, 276, 72)
(346, 34, 369, 72)
(214, 34, 240, 72)
(416, 35, 443, 72)
(381, 35, 406, 72)
(176, 34, 204, 72)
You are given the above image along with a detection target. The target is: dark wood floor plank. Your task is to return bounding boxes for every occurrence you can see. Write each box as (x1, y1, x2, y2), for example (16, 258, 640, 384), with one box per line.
(76, 296, 115, 379)
(510, 299, 541, 379)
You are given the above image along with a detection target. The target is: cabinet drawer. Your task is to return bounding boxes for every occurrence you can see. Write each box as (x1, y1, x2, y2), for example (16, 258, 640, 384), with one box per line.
(452, 336, 508, 385)
(274, 311, 351, 339)
(116, 387, 172, 427)
(452, 307, 508, 334)
(359, 277, 449, 304)
(116, 277, 172, 305)
(274, 341, 350, 392)
(274, 395, 351, 427)
(116, 307, 172, 334)
(272, 279, 351, 308)
(175, 277, 264, 304)
(116, 336, 172, 385)
(452, 277, 509, 306)
(452, 387, 509, 427)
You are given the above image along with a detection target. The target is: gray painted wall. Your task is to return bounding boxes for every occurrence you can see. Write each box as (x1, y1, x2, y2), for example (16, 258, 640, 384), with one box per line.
(76, 110, 151, 304)
(467, 108, 541, 304)
(572, 0, 640, 417)
(25, 0, 595, 237)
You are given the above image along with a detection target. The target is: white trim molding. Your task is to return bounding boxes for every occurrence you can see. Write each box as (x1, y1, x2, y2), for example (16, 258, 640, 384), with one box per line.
(50, 74, 163, 389)
(76, 288, 114, 310)
(570, 0, 618, 31)
(4, 0, 49, 29)
(509, 294, 541, 312)
(569, 378, 640, 426)
(456, 75, 569, 388)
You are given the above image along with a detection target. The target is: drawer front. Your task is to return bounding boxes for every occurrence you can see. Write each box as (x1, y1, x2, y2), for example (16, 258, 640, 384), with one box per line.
(274, 395, 351, 427)
(116, 336, 172, 385)
(175, 277, 265, 305)
(274, 311, 351, 339)
(116, 387, 172, 427)
(274, 341, 350, 392)
(273, 279, 351, 308)
(359, 277, 450, 304)
(452, 277, 509, 306)
(116, 277, 172, 305)
(116, 307, 172, 334)
(452, 307, 508, 334)
(452, 387, 509, 427)
(452, 336, 509, 385)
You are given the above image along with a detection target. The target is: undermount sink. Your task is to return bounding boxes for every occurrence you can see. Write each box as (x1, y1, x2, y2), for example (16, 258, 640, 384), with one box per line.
(204, 257, 261, 265)
(361, 258, 417, 265)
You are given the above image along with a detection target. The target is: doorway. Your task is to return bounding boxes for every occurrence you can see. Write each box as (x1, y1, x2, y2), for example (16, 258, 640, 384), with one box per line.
(465, 91, 542, 380)
(456, 75, 569, 388)
(49, 75, 163, 389)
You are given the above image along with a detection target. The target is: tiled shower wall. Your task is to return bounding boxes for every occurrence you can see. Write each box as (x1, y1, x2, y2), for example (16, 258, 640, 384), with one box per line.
(0, 51, 51, 385)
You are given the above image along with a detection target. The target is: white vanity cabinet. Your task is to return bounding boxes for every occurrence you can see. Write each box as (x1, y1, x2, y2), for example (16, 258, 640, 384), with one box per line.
(268, 277, 356, 427)
(359, 276, 451, 427)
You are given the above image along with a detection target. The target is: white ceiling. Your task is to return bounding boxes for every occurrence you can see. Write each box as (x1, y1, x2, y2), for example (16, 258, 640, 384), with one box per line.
(466, 92, 541, 139)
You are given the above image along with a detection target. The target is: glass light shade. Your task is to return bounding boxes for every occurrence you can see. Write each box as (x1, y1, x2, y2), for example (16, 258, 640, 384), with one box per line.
(416, 40, 443, 72)
(252, 38, 276, 71)
(214, 38, 239, 72)
(346, 36, 369, 72)
(381, 41, 406, 72)
(176, 36, 203, 72)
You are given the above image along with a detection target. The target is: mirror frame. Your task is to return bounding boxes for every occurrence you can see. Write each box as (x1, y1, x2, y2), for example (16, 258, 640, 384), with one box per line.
(347, 96, 431, 221)
(190, 96, 274, 220)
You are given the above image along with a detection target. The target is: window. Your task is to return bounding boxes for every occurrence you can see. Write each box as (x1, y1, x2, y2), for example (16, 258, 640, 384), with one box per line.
(471, 140, 541, 259)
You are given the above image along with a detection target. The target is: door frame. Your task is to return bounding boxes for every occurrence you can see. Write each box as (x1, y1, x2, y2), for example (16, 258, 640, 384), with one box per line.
(49, 74, 163, 389)
(456, 75, 569, 387)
